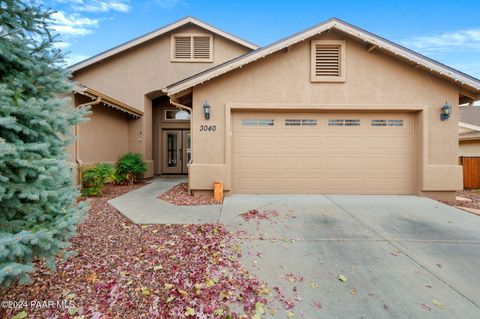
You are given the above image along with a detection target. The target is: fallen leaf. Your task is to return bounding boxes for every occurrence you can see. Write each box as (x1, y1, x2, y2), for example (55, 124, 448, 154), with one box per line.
(421, 303, 432, 311)
(68, 307, 79, 315)
(86, 272, 98, 283)
(141, 287, 150, 296)
(433, 300, 445, 309)
(12, 311, 28, 319)
(184, 307, 196, 316)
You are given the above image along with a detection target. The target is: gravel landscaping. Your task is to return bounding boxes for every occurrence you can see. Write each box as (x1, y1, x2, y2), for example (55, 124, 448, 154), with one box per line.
(159, 182, 221, 206)
(0, 183, 267, 319)
(442, 190, 480, 211)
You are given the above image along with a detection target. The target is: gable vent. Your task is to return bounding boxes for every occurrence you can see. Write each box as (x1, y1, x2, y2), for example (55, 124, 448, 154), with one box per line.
(311, 40, 346, 82)
(193, 36, 211, 59)
(172, 34, 213, 62)
(315, 44, 341, 77)
(174, 36, 192, 59)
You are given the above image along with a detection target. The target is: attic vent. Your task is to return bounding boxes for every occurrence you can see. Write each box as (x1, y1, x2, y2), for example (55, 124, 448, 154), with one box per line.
(172, 34, 213, 62)
(311, 40, 346, 82)
(174, 36, 191, 59)
(315, 45, 340, 76)
(193, 36, 211, 59)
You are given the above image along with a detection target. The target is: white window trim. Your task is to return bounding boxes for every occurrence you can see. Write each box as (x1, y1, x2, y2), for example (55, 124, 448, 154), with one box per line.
(171, 33, 214, 63)
(311, 39, 346, 83)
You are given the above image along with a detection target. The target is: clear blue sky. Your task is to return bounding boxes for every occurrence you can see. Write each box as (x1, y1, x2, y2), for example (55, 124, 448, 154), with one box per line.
(44, 0, 480, 78)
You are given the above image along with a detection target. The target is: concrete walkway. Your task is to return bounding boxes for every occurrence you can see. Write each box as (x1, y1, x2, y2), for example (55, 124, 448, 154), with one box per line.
(108, 177, 221, 224)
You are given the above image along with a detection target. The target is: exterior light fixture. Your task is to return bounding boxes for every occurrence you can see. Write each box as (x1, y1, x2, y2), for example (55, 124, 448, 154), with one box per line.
(440, 101, 451, 121)
(203, 101, 211, 120)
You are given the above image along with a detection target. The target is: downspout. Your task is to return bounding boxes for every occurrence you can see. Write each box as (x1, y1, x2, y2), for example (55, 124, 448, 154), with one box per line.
(75, 96, 102, 184)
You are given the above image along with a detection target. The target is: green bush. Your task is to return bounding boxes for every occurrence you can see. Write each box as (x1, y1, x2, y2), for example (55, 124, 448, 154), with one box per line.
(82, 163, 114, 197)
(114, 152, 147, 185)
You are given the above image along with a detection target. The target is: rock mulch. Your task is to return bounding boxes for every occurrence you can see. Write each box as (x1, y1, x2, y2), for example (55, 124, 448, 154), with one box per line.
(442, 190, 480, 215)
(0, 183, 268, 319)
(159, 182, 221, 206)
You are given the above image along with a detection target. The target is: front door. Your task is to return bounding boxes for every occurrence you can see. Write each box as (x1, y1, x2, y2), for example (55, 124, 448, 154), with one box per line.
(162, 130, 190, 174)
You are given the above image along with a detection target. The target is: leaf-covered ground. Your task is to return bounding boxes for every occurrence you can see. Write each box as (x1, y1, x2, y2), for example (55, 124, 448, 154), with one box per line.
(1, 184, 268, 319)
(159, 183, 221, 206)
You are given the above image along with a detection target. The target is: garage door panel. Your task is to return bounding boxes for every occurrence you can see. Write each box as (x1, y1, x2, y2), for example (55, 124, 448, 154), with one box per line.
(367, 177, 410, 193)
(236, 176, 278, 192)
(367, 136, 410, 151)
(278, 177, 323, 192)
(232, 111, 414, 194)
(324, 136, 366, 150)
(280, 136, 322, 149)
(323, 177, 365, 192)
(234, 156, 278, 170)
(235, 136, 278, 151)
(324, 156, 365, 170)
(279, 157, 323, 170)
(367, 157, 410, 170)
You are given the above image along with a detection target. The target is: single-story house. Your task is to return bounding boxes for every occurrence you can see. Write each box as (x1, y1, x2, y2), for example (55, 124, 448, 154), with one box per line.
(69, 17, 480, 201)
(459, 104, 480, 156)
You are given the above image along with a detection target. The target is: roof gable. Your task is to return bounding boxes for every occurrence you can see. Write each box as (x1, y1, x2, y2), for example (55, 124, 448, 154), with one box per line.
(69, 16, 258, 73)
(460, 105, 480, 127)
(166, 18, 480, 96)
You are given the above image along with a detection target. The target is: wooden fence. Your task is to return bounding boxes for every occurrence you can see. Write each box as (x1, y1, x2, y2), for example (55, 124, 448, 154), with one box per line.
(459, 156, 480, 189)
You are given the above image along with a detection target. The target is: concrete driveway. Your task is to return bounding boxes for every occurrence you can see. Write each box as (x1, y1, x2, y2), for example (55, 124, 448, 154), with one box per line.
(220, 195, 480, 318)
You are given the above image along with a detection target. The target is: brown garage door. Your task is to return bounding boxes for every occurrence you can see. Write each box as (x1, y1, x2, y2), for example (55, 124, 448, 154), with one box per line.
(232, 112, 414, 194)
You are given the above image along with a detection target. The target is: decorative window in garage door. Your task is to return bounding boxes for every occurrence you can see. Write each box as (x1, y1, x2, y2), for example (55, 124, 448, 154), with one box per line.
(328, 119, 360, 126)
(241, 119, 274, 126)
(371, 119, 404, 127)
(285, 119, 318, 126)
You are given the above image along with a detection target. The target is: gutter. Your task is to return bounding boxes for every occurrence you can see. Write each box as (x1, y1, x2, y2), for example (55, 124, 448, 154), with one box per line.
(75, 96, 102, 184)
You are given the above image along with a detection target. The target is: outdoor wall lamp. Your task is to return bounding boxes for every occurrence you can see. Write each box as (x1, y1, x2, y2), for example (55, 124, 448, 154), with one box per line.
(440, 101, 452, 121)
(203, 100, 211, 120)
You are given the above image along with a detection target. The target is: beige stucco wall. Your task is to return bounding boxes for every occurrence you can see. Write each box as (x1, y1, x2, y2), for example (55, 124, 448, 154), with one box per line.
(77, 97, 130, 165)
(72, 24, 251, 177)
(459, 140, 480, 156)
(188, 31, 462, 199)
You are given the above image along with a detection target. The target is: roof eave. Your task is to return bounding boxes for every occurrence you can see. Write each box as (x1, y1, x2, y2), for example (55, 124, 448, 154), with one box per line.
(166, 18, 480, 96)
(68, 16, 258, 73)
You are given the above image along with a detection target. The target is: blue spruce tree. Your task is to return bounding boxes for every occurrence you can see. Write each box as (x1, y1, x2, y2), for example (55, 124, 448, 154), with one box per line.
(0, 0, 89, 286)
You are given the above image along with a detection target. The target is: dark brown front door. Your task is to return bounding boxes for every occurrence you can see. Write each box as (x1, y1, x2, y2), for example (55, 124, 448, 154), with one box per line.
(162, 130, 190, 174)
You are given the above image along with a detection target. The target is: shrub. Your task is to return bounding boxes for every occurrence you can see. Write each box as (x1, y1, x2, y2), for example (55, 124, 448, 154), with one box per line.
(82, 163, 114, 197)
(114, 152, 147, 184)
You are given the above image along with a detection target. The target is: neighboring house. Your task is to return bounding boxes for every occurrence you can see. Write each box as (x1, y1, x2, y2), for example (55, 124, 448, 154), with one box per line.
(459, 105, 480, 156)
(69, 17, 480, 201)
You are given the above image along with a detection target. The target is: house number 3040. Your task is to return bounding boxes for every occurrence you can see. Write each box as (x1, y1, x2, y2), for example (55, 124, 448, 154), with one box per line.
(199, 125, 217, 132)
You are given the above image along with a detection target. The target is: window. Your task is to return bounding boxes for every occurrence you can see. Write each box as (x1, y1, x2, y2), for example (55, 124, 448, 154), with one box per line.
(311, 40, 346, 82)
(371, 119, 404, 127)
(171, 34, 213, 62)
(164, 109, 190, 121)
(285, 119, 318, 126)
(241, 119, 274, 126)
(328, 119, 360, 127)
